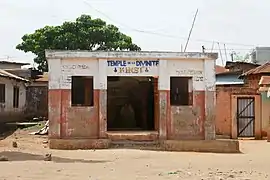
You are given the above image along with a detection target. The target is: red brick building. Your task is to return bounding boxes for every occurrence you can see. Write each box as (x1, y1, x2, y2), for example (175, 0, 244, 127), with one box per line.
(216, 62, 262, 139)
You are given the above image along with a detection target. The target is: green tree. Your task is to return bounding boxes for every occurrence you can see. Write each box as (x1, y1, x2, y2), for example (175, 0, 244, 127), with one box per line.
(16, 15, 141, 72)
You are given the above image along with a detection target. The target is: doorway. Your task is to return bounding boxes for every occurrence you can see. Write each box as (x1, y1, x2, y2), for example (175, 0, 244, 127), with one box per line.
(107, 76, 155, 131)
(237, 97, 255, 137)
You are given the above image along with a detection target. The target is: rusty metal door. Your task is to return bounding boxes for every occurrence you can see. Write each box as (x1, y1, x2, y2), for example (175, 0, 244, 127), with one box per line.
(237, 97, 255, 137)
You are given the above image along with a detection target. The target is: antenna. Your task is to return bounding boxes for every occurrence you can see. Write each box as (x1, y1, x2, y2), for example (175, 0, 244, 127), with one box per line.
(224, 44, 228, 62)
(217, 42, 224, 66)
(210, 41, 215, 53)
(184, 9, 199, 52)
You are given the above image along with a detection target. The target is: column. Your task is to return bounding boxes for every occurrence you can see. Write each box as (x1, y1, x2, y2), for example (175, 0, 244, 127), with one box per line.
(98, 59, 107, 138)
(204, 59, 216, 140)
(158, 60, 169, 139)
(48, 58, 62, 138)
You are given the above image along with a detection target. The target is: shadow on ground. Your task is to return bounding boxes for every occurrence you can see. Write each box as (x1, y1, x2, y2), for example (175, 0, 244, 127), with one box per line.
(0, 151, 109, 163)
(0, 124, 18, 140)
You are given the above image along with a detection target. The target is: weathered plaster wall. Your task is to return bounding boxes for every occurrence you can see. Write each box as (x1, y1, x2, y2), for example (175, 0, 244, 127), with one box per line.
(0, 77, 26, 122)
(164, 59, 216, 140)
(47, 51, 217, 141)
(48, 58, 99, 138)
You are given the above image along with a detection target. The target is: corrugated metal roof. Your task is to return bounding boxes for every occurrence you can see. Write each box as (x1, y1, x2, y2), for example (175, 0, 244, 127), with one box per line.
(216, 73, 244, 85)
(259, 87, 269, 92)
(0, 61, 30, 66)
(240, 62, 270, 77)
(0, 69, 28, 82)
(216, 81, 244, 85)
(259, 76, 270, 85)
(225, 61, 259, 69)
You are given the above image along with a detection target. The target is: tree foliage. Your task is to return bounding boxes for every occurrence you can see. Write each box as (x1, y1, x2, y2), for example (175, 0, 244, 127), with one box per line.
(16, 15, 141, 72)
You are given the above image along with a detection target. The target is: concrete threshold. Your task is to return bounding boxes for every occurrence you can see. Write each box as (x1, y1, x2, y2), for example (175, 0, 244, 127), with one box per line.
(106, 131, 159, 141)
(49, 138, 240, 153)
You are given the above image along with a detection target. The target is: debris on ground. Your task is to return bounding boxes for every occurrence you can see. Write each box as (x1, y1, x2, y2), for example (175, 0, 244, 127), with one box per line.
(31, 117, 47, 122)
(29, 120, 49, 135)
(44, 153, 52, 161)
(12, 141, 18, 148)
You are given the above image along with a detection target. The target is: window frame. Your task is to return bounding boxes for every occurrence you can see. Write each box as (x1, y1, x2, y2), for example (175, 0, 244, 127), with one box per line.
(71, 76, 94, 107)
(170, 76, 193, 106)
(0, 84, 5, 103)
(13, 86, 20, 108)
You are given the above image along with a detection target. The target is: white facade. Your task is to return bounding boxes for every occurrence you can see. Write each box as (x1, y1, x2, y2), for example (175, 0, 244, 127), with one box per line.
(46, 51, 217, 92)
(0, 77, 27, 112)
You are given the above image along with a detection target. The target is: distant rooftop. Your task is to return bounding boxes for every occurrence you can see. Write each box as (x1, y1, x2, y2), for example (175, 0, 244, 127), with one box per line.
(0, 69, 28, 82)
(0, 60, 30, 66)
(215, 65, 228, 74)
(225, 61, 259, 69)
(240, 62, 270, 78)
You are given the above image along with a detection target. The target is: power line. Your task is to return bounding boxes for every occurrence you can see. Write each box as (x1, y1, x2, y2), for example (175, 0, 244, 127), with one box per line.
(184, 8, 199, 52)
(82, 0, 261, 48)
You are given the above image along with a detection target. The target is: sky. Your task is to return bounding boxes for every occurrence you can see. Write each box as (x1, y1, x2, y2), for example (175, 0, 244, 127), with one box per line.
(1, 0, 270, 66)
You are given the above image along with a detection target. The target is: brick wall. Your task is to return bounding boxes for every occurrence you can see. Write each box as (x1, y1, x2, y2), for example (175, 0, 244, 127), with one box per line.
(244, 75, 261, 90)
(216, 85, 257, 136)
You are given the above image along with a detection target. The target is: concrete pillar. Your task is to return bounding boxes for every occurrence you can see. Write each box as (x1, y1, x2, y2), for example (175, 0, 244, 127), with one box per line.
(204, 59, 216, 140)
(98, 59, 107, 138)
(158, 59, 169, 139)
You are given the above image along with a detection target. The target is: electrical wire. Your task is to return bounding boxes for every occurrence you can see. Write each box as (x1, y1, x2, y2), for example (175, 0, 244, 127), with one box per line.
(82, 0, 262, 48)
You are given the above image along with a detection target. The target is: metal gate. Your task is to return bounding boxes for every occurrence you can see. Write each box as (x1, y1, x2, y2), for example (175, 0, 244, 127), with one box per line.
(237, 97, 255, 137)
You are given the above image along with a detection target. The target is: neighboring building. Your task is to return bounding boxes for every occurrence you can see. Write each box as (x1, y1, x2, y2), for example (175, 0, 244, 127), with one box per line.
(258, 76, 270, 139)
(215, 65, 228, 74)
(46, 50, 217, 149)
(0, 61, 29, 69)
(225, 61, 260, 73)
(25, 72, 48, 119)
(0, 60, 48, 121)
(239, 62, 270, 138)
(251, 47, 270, 65)
(215, 61, 261, 139)
(0, 69, 29, 122)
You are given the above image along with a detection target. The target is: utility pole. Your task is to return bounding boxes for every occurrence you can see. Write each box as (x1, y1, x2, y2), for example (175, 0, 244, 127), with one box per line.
(224, 44, 228, 62)
(217, 42, 224, 66)
(210, 41, 215, 53)
(184, 9, 199, 52)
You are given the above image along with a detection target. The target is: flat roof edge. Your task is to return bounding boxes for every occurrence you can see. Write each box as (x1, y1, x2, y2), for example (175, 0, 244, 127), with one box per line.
(45, 50, 218, 60)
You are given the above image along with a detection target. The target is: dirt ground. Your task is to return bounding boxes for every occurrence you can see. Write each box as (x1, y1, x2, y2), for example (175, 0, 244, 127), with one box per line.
(0, 128, 270, 180)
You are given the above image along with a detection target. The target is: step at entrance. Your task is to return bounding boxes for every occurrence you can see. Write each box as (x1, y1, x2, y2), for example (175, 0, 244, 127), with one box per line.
(110, 140, 161, 150)
(107, 131, 158, 141)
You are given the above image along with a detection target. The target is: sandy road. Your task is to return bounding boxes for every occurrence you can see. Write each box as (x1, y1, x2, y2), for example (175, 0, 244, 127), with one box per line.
(0, 130, 270, 180)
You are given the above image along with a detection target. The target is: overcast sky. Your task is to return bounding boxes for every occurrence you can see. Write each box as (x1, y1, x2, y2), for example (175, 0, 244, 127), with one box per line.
(1, 0, 270, 66)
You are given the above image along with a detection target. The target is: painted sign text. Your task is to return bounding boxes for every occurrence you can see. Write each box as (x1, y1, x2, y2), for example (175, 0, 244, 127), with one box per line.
(107, 60, 159, 74)
(176, 69, 204, 82)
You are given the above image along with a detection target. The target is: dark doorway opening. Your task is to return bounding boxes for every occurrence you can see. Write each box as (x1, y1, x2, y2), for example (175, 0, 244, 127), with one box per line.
(107, 76, 155, 131)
